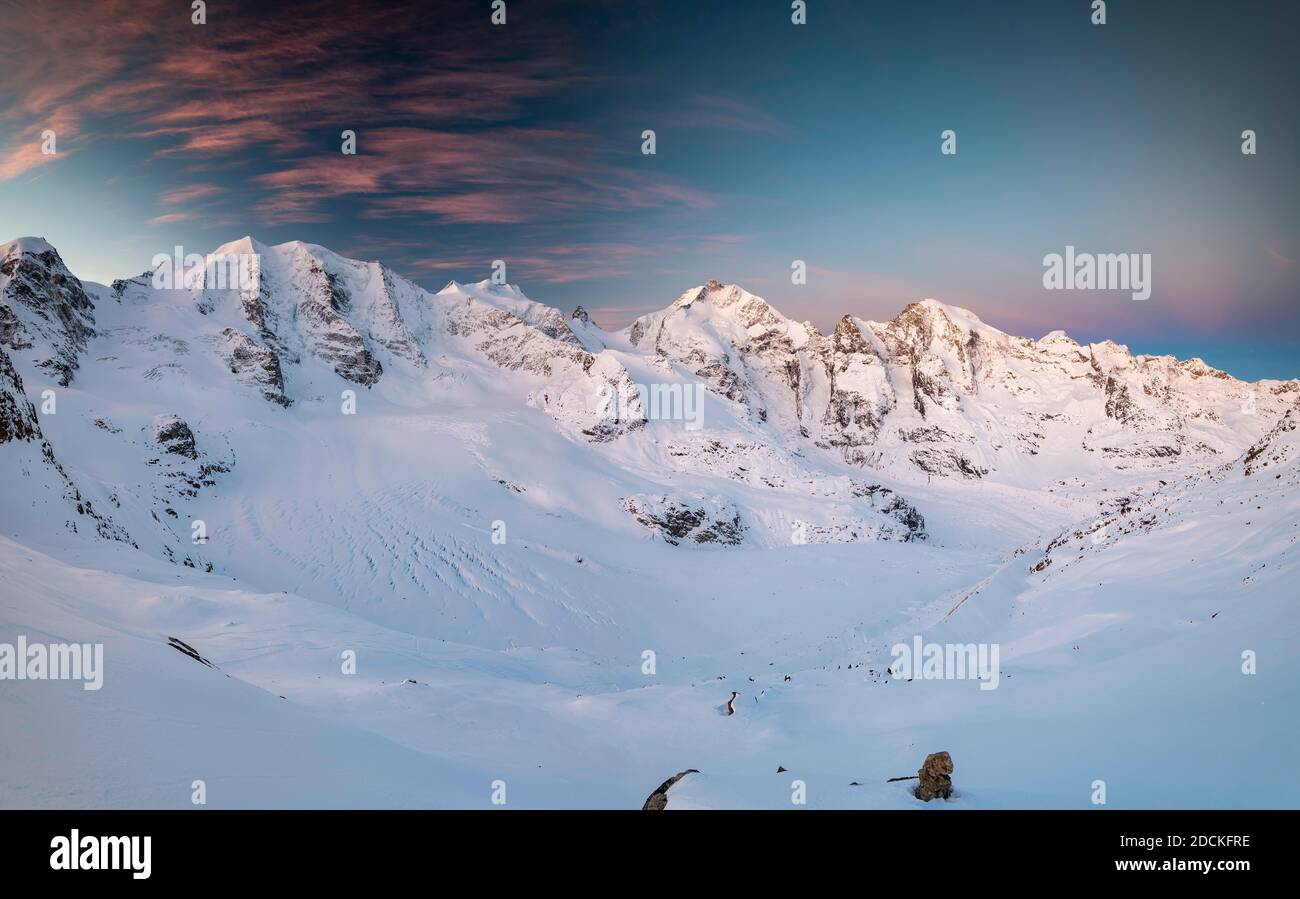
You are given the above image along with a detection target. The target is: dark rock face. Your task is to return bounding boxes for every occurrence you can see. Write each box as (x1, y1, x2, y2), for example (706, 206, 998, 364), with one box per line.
(811, 321, 892, 460)
(239, 278, 274, 339)
(882, 493, 927, 540)
(0, 349, 40, 443)
(0, 243, 96, 386)
(909, 448, 987, 479)
(296, 288, 384, 386)
(0, 345, 134, 545)
(879, 303, 973, 381)
(224, 248, 399, 391)
(627, 319, 645, 347)
(372, 267, 426, 366)
(910, 365, 950, 417)
(915, 751, 954, 801)
(581, 417, 645, 444)
(641, 769, 699, 811)
(514, 303, 581, 345)
(570, 305, 591, 324)
(690, 353, 748, 404)
(849, 482, 929, 541)
(269, 258, 384, 387)
(167, 636, 216, 669)
(623, 496, 746, 546)
(218, 328, 291, 406)
(1244, 406, 1299, 476)
(154, 415, 198, 459)
(0, 303, 24, 349)
(1104, 376, 1138, 423)
(820, 389, 886, 448)
(448, 301, 591, 378)
(831, 314, 872, 356)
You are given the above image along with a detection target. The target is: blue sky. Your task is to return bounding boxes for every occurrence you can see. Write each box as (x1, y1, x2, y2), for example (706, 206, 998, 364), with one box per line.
(1, 0, 1296, 378)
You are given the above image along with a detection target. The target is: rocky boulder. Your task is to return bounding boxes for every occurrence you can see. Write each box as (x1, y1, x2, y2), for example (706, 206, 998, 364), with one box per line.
(915, 751, 954, 801)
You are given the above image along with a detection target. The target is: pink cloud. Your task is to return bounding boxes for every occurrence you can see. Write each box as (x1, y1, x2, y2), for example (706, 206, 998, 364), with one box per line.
(248, 126, 715, 225)
(1266, 243, 1296, 269)
(159, 184, 225, 206)
(0, 0, 721, 244)
(0, 112, 79, 180)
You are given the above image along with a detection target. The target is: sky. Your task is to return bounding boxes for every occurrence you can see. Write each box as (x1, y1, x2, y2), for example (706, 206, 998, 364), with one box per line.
(0, 0, 1296, 379)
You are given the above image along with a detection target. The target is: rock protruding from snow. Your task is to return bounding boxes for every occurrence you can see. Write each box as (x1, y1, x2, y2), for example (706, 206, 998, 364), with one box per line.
(154, 415, 198, 460)
(915, 751, 954, 801)
(167, 636, 217, 669)
(641, 769, 699, 810)
(623, 495, 746, 546)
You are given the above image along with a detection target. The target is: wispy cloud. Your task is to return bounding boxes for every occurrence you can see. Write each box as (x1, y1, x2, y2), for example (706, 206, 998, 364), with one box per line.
(0, 0, 712, 231)
(676, 94, 793, 137)
(1265, 242, 1296, 269)
(253, 127, 713, 226)
(147, 212, 194, 226)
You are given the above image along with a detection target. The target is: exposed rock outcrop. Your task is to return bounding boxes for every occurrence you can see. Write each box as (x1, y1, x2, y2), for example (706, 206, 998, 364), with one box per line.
(296, 260, 384, 385)
(154, 415, 198, 460)
(216, 328, 291, 406)
(167, 636, 217, 669)
(641, 769, 699, 810)
(915, 751, 954, 801)
(0, 345, 134, 546)
(0, 348, 41, 444)
(623, 495, 746, 546)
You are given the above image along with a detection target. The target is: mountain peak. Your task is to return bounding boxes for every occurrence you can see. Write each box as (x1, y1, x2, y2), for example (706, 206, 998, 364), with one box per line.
(672, 280, 775, 313)
(0, 236, 58, 259)
(0, 235, 94, 387)
(471, 278, 524, 298)
(899, 298, 988, 328)
(434, 278, 527, 302)
(1177, 356, 1230, 379)
(210, 235, 270, 259)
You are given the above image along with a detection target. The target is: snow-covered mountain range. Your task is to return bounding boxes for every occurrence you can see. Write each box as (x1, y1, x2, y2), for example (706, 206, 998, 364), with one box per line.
(2, 235, 1297, 809)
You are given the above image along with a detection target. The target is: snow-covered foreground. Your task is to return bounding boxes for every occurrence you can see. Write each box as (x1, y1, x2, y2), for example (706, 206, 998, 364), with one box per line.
(1, 235, 1296, 808)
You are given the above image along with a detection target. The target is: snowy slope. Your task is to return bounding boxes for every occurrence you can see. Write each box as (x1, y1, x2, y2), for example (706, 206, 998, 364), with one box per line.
(1, 235, 1296, 809)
